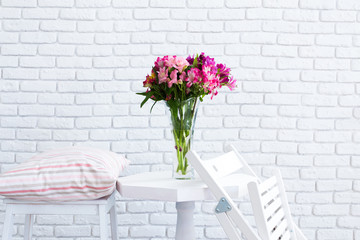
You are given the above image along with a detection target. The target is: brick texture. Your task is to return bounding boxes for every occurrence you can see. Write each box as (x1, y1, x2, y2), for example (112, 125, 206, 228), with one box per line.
(0, 0, 359, 239)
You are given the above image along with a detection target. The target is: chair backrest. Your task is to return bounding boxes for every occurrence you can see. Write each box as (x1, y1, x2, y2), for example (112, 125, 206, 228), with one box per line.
(248, 170, 307, 240)
(187, 145, 307, 240)
(187, 148, 261, 240)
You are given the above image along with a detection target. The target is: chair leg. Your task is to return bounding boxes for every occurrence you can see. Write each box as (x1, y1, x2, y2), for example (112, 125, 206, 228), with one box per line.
(109, 205, 118, 240)
(2, 205, 14, 240)
(99, 205, 108, 240)
(24, 214, 34, 240)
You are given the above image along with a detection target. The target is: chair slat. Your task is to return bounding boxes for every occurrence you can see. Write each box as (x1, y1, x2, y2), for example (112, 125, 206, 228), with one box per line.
(262, 186, 280, 206)
(203, 151, 243, 178)
(259, 176, 277, 193)
(267, 208, 285, 233)
(281, 230, 291, 240)
(270, 218, 288, 240)
(264, 197, 282, 219)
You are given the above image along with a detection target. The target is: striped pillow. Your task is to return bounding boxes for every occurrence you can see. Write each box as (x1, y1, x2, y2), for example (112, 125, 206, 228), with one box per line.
(0, 147, 129, 201)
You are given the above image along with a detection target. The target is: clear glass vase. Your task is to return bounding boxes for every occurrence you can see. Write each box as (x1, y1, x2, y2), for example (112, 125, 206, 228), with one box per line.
(166, 97, 199, 180)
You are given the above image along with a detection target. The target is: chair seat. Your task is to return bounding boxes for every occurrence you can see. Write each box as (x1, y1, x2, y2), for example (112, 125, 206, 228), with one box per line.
(2, 191, 118, 240)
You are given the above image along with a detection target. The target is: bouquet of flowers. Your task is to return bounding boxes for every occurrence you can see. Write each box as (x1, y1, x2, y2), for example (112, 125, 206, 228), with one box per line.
(138, 53, 236, 179)
(139, 52, 236, 109)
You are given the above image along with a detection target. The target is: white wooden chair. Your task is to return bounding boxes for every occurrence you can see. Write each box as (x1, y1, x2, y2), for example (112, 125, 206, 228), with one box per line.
(248, 170, 307, 240)
(2, 191, 118, 240)
(187, 145, 307, 240)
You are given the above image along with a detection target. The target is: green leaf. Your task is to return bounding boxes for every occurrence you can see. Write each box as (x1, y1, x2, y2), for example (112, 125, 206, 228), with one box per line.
(140, 96, 150, 108)
(150, 101, 157, 113)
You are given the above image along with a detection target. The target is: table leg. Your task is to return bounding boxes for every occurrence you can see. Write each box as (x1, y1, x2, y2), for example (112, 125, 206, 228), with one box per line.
(175, 201, 195, 240)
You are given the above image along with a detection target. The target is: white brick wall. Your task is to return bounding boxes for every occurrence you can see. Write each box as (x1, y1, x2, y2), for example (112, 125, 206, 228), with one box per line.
(0, 0, 359, 239)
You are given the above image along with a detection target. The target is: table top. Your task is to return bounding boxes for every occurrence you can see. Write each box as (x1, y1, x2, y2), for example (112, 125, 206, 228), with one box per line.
(116, 171, 256, 202)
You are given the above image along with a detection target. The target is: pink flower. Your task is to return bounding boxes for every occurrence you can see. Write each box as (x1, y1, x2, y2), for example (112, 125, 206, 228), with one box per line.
(158, 67, 169, 84)
(174, 57, 189, 73)
(168, 69, 178, 88)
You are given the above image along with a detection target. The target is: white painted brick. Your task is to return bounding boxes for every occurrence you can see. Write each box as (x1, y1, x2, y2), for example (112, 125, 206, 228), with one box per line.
(38, 45, 75, 56)
(38, 93, 74, 105)
(278, 34, 314, 46)
(115, 45, 151, 56)
(53, 130, 88, 141)
(188, 22, 223, 33)
(247, 9, 282, 20)
(298, 143, 334, 154)
(265, 93, 301, 105)
(262, 141, 297, 153)
(262, 45, 297, 57)
(115, 20, 149, 32)
(40, 69, 75, 80)
(299, 22, 334, 34)
(3, 68, 38, 80)
(226, 0, 261, 8)
(299, 46, 335, 58)
(315, 59, 349, 70)
(224, 117, 259, 128)
(297, 192, 332, 204)
(188, 0, 224, 8)
(316, 107, 352, 119)
(226, 21, 262, 32)
(335, 192, 360, 203)
(112, 0, 149, 8)
(336, 23, 360, 34)
(0, 33, 18, 43)
(77, 69, 113, 80)
(55, 226, 91, 237)
(1, 0, 36, 7)
(241, 56, 276, 69)
(19, 105, 54, 116)
(58, 33, 94, 44)
(204, 33, 240, 44)
(315, 156, 350, 166)
(278, 130, 313, 142)
(283, 9, 319, 21)
(209, 9, 245, 20)
(2, 44, 36, 56)
(316, 35, 352, 47)
(171, 9, 207, 20)
(38, 0, 74, 7)
(75, 0, 111, 7)
(56, 106, 92, 117)
(242, 105, 277, 117)
(20, 57, 55, 68)
(302, 71, 336, 83)
(302, 95, 337, 106)
(317, 180, 352, 191)
(317, 229, 353, 240)
(60, 9, 96, 20)
(242, 32, 277, 44)
(130, 226, 166, 237)
(167, 32, 201, 44)
(112, 141, 148, 153)
(318, 83, 354, 95)
(203, 129, 238, 140)
(279, 106, 315, 117)
(261, 117, 296, 129)
(314, 205, 349, 216)
(241, 129, 276, 140)
(300, 0, 336, 9)
(38, 118, 74, 129)
(75, 117, 111, 129)
(76, 93, 112, 104)
(57, 57, 92, 68)
(315, 131, 351, 143)
(78, 21, 113, 33)
(263, 70, 300, 82)
(3, 20, 39, 32)
(1, 141, 36, 152)
(298, 119, 333, 131)
(301, 168, 336, 179)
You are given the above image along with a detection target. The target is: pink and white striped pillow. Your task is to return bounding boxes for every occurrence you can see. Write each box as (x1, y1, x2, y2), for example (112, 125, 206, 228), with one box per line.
(0, 147, 129, 201)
